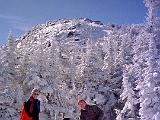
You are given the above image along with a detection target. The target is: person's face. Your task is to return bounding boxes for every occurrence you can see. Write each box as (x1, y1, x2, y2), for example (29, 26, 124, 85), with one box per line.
(78, 101, 86, 110)
(32, 92, 39, 99)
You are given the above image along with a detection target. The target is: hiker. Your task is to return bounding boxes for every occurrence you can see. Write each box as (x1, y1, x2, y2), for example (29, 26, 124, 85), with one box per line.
(20, 88, 40, 120)
(78, 99, 104, 120)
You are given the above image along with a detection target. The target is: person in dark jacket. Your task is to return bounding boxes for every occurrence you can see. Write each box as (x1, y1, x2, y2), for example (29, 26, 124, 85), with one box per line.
(78, 99, 104, 120)
(24, 88, 40, 120)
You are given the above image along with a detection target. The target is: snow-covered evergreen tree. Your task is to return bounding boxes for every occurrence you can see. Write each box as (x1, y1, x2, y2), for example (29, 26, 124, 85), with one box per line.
(138, 23, 160, 120)
(0, 32, 22, 119)
(144, 0, 160, 24)
(2, 32, 18, 80)
(133, 2, 160, 119)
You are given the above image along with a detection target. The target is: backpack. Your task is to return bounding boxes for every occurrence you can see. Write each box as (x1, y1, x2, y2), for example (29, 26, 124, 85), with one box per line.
(19, 103, 32, 120)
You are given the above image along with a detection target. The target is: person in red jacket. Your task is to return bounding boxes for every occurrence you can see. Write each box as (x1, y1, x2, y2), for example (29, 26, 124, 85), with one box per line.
(20, 88, 40, 120)
(78, 99, 104, 120)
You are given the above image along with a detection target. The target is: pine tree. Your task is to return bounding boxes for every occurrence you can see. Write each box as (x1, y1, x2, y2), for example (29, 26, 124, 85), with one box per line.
(118, 65, 139, 120)
(144, 0, 160, 24)
(3, 32, 18, 78)
(0, 35, 20, 119)
(135, 2, 160, 119)
(139, 26, 160, 120)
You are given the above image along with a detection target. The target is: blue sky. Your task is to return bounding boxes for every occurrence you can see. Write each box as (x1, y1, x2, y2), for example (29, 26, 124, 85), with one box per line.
(0, 0, 147, 45)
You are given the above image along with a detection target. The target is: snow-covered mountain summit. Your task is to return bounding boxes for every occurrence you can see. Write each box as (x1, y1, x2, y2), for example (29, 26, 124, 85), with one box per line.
(17, 18, 115, 52)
